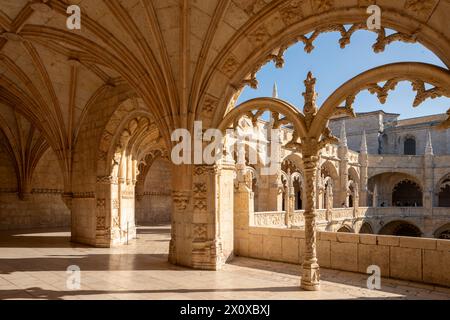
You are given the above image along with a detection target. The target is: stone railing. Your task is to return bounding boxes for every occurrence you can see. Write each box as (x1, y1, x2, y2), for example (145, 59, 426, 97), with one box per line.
(255, 209, 330, 227)
(363, 206, 450, 218)
(329, 208, 355, 220)
(235, 226, 450, 288)
(252, 207, 450, 229)
(429, 207, 450, 217)
(254, 211, 286, 227)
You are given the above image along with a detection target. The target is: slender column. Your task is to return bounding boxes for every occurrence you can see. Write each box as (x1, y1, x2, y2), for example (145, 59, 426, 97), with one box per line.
(301, 154, 320, 291)
(338, 122, 349, 207)
(423, 131, 434, 210)
(359, 131, 369, 206)
(285, 172, 295, 228)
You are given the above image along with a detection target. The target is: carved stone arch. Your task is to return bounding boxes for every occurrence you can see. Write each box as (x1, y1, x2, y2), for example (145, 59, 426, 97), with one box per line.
(348, 166, 360, 184)
(379, 219, 422, 237)
(282, 153, 304, 173)
(320, 161, 338, 210)
(218, 98, 308, 138)
(97, 109, 155, 179)
(436, 173, 450, 190)
(368, 170, 422, 184)
(392, 179, 423, 207)
(199, 7, 450, 130)
(337, 224, 354, 233)
(321, 160, 339, 181)
(359, 221, 374, 234)
(436, 173, 450, 207)
(434, 223, 450, 239)
(314, 62, 450, 137)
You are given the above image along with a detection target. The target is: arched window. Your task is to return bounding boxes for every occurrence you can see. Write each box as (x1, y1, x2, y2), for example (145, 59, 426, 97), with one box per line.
(404, 137, 416, 155)
(392, 180, 423, 207)
(438, 177, 450, 207)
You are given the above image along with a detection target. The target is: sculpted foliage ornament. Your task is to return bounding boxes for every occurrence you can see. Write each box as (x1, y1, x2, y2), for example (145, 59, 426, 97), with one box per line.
(411, 80, 449, 107)
(404, 0, 437, 17)
(367, 79, 400, 104)
(302, 72, 318, 130)
(279, 0, 304, 25)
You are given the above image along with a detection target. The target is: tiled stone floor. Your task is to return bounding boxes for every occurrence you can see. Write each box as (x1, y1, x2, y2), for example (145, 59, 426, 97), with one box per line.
(0, 225, 449, 300)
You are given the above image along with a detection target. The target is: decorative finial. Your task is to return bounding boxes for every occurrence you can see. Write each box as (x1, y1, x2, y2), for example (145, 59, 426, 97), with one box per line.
(360, 130, 368, 154)
(302, 72, 318, 128)
(272, 83, 278, 98)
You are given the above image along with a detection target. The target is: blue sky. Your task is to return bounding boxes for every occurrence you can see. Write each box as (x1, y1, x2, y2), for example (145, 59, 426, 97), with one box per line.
(237, 28, 448, 120)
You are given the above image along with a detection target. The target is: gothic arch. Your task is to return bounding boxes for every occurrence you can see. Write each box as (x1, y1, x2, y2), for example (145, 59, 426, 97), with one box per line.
(434, 223, 450, 239)
(379, 220, 422, 237)
(201, 6, 450, 130)
(314, 63, 450, 137)
(436, 174, 450, 207)
(282, 153, 304, 172)
(217, 98, 308, 138)
(321, 160, 339, 181)
(392, 179, 423, 207)
(337, 224, 354, 233)
(348, 167, 360, 184)
(359, 222, 374, 234)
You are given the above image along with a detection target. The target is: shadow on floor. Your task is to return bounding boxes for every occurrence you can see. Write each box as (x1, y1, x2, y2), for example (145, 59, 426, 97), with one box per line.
(0, 286, 414, 300)
(0, 226, 170, 248)
(0, 228, 83, 249)
(0, 253, 176, 274)
(136, 227, 171, 235)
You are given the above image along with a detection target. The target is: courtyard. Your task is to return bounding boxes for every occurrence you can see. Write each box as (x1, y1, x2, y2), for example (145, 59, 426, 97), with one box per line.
(0, 225, 448, 300)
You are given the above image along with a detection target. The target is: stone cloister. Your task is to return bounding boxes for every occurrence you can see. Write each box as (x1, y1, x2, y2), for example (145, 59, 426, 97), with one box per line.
(0, 0, 450, 294)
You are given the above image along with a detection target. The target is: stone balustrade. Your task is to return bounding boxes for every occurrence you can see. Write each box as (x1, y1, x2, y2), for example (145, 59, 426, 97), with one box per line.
(254, 207, 450, 229)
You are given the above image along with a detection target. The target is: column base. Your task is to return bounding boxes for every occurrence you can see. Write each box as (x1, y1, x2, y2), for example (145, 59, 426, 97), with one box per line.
(301, 262, 321, 291)
(168, 239, 177, 264)
(191, 240, 224, 271)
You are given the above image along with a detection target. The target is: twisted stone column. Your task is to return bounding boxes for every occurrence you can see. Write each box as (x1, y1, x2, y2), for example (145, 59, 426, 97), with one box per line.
(301, 155, 320, 291)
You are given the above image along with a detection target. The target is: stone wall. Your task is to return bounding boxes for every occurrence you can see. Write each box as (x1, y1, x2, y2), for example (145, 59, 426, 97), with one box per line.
(0, 148, 70, 230)
(135, 158, 172, 225)
(236, 226, 450, 288)
(329, 112, 450, 156)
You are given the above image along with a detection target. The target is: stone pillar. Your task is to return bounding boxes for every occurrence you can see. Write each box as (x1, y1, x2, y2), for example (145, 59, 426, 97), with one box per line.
(285, 173, 295, 228)
(18, 180, 32, 201)
(170, 160, 235, 270)
(169, 164, 192, 266)
(234, 164, 255, 256)
(213, 159, 236, 263)
(191, 164, 222, 270)
(91, 175, 119, 248)
(338, 122, 349, 207)
(325, 182, 333, 221)
(423, 131, 434, 210)
(352, 183, 360, 218)
(372, 184, 378, 207)
(301, 154, 320, 291)
(359, 131, 369, 207)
